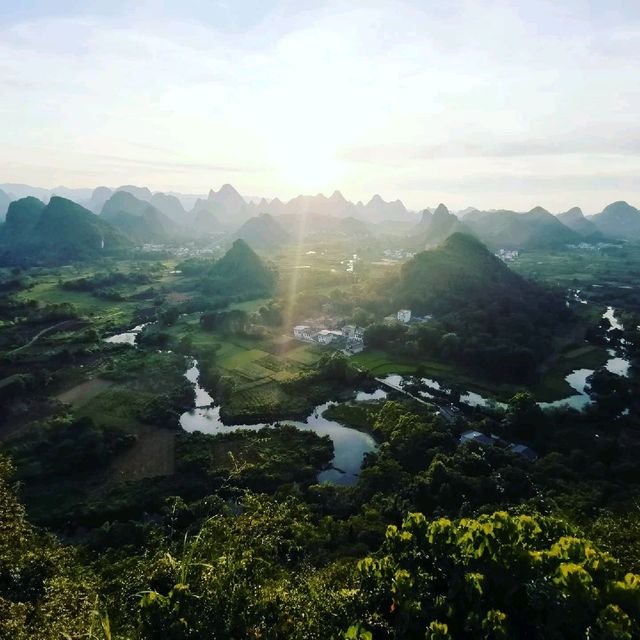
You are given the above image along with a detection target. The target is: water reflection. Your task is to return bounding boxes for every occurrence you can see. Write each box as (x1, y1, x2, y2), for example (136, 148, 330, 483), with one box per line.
(104, 323, 148, 345)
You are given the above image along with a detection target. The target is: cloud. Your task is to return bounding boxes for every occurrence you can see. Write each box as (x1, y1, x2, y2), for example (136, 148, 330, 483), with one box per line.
(343, 129, 640, 165)
(1, 0, 640, 210)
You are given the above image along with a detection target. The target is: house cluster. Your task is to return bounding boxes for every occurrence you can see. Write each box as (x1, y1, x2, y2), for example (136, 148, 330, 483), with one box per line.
(383, 309, 433, 325)
(568, 242, 618, 251)
(459, 429, 538, 461)
(293, 323, 365, 353)
(495, 248, 519, 262)
(141, 243, 220, 258)
(383, 249, 416, 260)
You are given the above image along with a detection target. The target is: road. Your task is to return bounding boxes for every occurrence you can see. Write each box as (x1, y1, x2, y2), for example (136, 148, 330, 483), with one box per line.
(374, 376, 458, 423)
(6, 319, 81, 355)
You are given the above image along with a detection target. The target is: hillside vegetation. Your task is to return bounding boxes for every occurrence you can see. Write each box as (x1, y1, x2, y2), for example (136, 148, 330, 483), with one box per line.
(0, 196, 131, 264)
(366, 233, 570, 381)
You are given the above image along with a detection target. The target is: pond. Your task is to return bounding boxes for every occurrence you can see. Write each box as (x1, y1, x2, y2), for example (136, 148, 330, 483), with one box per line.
(104, 323, 149, 345)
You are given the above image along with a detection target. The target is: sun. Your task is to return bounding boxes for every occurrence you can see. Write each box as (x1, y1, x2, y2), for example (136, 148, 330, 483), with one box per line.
(269, 130, 346, 194)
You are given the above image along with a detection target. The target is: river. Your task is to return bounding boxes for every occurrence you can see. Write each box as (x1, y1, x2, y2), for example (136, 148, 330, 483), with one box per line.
(105, 303, 631, 482)
(104, 324, 381, 486)
(377, 306, 631, 412)
(180, 360, 379, 485)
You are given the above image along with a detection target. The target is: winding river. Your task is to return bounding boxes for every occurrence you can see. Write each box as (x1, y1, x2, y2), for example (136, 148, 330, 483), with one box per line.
(179, 361, 379, 485)
(104, 324, 380, 485)
(105, 303, 631, 484)
(379, 306, 631, 412)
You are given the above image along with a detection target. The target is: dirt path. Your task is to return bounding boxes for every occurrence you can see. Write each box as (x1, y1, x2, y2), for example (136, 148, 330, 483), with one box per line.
(6, 319, 82, 355)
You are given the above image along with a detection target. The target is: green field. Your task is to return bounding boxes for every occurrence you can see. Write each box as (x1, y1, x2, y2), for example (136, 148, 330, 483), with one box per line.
(351, 342, 610, 403)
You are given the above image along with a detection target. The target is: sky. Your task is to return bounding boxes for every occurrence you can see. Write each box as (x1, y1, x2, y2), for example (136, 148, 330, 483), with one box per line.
(1, 0, 639, 212)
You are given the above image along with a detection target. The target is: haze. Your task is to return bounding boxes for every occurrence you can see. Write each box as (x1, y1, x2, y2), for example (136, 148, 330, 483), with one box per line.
(1, 0, 639, 212)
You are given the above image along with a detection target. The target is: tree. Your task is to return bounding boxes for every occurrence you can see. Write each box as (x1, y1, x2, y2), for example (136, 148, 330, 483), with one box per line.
(351, 511, 640, 639)
(0, 456, 96, 639)
(505, 390, 544, 441)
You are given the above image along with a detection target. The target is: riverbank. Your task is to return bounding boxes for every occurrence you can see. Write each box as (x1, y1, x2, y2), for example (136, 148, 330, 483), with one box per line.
(350, 345, 609, 403)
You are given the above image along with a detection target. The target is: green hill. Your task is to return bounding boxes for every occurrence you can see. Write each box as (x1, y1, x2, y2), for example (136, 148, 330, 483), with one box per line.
(149, 192, 185, 222)
(409, 204, 471, 248)
(0, 196, 130, 263)
(397, 233, 527, 313)
(390, 233, 569, 381)
(229, 213, 290, 250)
(589, 201, 640, 240)
(192, 208, 222, 234)
(556, 207, 602, 238)
(0, 196, 46, 244)
(210, 239, 276, 296)
(34, 197, 131, 258)
(463, 206, 580, 248)
(101, 191, 176, 243)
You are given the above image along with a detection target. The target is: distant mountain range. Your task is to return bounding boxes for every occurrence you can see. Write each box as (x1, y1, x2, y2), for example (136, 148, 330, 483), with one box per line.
(100, 191, 177, 243)
(406, 202, 640, 251)
(462, 206, 580, 249)
(587, 201, 640, 240)
(2, 181, 640, 255)
(556, 207, 602, 239)
(410, 204, 472, 248)
(0, 182, 416, 225)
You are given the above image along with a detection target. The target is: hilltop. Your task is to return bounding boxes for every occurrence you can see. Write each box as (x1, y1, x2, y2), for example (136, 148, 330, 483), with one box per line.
(229, 213, 290, 250)
(209, 238, 276, 297)
(397, 233, 528, 313)
(589, 201, 640, 239)
(556, 207, 601, 238)
(389, 233, 569, 381)
(463, 206, 581, 248)
(409, 203, 472, 248)
(101, 191, 176, 243)
(0, 197, 46, 244)
(0, 196, 130, 263)
(191, 183, 250, 226)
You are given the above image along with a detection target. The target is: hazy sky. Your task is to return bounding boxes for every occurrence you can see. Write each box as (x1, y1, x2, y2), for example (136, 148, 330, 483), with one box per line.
(1, 0, 639, 212)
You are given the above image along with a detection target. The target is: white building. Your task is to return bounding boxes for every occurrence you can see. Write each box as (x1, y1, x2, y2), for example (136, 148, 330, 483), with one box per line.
(302, 327, 318, 341)
(316, 329, 343, 345)
(397, 309, 412, 323)
(293, 325, 309, 339)
(293, 325, 319, 342)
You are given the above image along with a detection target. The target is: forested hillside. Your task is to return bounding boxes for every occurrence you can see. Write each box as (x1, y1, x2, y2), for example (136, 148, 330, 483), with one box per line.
(365, 233, 570, 381)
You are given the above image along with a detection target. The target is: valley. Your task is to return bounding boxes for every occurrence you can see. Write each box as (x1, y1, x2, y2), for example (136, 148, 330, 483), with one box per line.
(2, 186, 640, 638)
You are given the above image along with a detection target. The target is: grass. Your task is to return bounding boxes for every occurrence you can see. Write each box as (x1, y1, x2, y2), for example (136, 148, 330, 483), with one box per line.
(56, 378, 113, 408)
(228, 297, 271, 312)
(285, 344, 325, 365)
(220, 348, 269, 370)
(75, 388, 147, 430)
(162, 314, 329, 419)
(531, 344, 609, 401)
(351, 350, 453, 377)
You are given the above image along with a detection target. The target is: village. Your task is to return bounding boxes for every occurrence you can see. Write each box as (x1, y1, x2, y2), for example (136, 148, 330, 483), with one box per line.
(292, 308, 429, 354)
